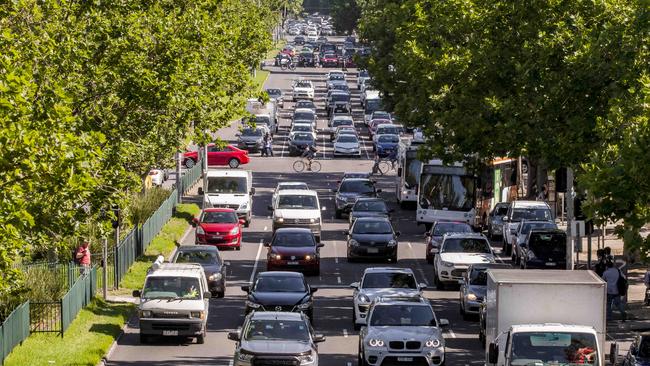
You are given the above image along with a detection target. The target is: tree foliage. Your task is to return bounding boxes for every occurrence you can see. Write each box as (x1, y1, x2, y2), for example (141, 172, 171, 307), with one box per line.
(0, 0, 277, 300)
(331, 0, 361, 35)
(358, 0, 649, 249)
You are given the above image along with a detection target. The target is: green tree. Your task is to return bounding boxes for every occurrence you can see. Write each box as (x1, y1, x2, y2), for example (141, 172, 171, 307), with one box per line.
(331, 0, 361, 34)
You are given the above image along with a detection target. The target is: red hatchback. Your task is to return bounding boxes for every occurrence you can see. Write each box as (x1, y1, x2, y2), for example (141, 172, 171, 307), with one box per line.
(183, 144, 250, 169)
(194, 209, 243, 250)
(265, 228, 324, 276)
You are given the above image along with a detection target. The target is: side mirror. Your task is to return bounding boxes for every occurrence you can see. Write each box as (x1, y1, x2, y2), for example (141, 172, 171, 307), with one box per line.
(488, 343, 499, 364)
(430, 248, 439, 254)
(317, 243, 325, 248)
(349, 282, 359, 289)
(610, 342, 619, 365)
(343, 229, 349, 235)
(203, 291, 212, 299)
(418, 283, 427, 290)
(331, 188, 337, 193)
(239, 219, 246, 225)
(376, 189, 382, 193)
(502, 217, 509, 222)
(263, 242, 271, 247)
(192, 218, 199, 226)
(425, 231, 432, 237)
(132, 290, 141, 298)
(227, 331, 241, 341)
(439, 318, 449, 327)
(250, 188, 256, 195)
(198, 187, 204, 195)
(310, 287, 318, 294)
(268, 205, 274, 211)
(313, 334, 326, 343)
(395, 231, 401, 237)
(241, 285, 250, 292)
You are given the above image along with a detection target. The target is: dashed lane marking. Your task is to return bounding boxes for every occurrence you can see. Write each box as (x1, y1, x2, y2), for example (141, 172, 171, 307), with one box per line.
(249, 239, 264, 283)
(343, 329, 349, 338)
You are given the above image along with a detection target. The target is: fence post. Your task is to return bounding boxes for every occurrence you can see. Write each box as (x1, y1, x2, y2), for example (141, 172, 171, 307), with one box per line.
(60, 299, 64, 338)
(113, 245, 118, 290)
(102, 238, 108, 300)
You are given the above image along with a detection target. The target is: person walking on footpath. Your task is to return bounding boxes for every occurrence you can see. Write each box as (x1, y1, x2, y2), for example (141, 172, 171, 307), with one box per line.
(265, 133, 274, 157)
(644, 266, 650, 305)
(602, 260, 627, 322)
(74, 240, 91, 275)
(261, 135, 268, 157)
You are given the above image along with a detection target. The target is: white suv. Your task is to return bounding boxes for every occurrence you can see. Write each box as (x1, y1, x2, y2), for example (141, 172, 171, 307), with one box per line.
(432, 233, 495, 290)
(270, 189, 322, 242)
(292, 79, 315, 101)
(501, 200, 553, 256)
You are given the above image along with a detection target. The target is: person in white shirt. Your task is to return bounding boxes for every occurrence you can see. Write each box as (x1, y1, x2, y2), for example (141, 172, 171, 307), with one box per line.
(644, 268, 650, 305)
(601, 260, 627, 322)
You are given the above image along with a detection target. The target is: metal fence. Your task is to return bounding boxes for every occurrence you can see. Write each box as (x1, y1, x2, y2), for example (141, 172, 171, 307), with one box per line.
(115, 228, 138, 287)
(62, 267, 96, 333)
(141, 189, 177, 253)
(180, 163, 202, 195)
(0, 301, 29, 364)
(15, 262, 79, 290)
(29, 301, 61, 334)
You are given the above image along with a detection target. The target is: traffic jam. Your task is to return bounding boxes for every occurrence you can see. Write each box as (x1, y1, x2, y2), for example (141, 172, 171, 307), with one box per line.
(126, 14, 619, 366)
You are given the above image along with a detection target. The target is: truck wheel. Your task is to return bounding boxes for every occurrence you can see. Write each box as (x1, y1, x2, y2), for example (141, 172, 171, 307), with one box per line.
(228, 158, 240, 169)
(196, 332, 205, 344)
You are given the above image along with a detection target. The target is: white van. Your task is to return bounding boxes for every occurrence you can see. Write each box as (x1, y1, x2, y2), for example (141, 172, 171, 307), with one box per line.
(269, 189, 322, 241)
(133, 258, 210, 344)
(199, 169, 254, 226)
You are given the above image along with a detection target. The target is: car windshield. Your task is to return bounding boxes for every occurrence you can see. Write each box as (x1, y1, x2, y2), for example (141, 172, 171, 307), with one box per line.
(353, 220, 393, 235)
(294, 112, 315, 121)
(244, 319, 311, 342)
(242, 128, 263, 137)
(273, 232, 315, 247)
(295, 81, 311, 88)
(254, 276, 307, 292)
(419, 172, 476, 211)
(329, 73, 345, 80)
(442, 238, 491, 254)
(521, 222, 557, 235)
(296, 102, 315, 109)
(509, 332, 598, 365)
(277, 194, 318, 209)
(142, 277, 202, 300)
(175, 250, 221, 266)
(292, 125, 312, 133)
(292, 133, 314, 142)
(369, 305, 435, 327)
(279, 183, 309, 191)
(337, 135, 358, 143)
(469, 268, 488, 286)
(207, 177, 247, 194)
(333, 119, 353, 127)
(511, 208, 552, 222)
(362, 272, 417, 289)
(378, 135, 399, 143)
(339, 180, 374, 194)
(493, 205, 509, 216)
(432, 223, 473, 236)
(266, 89, 281, 97)
(638, 337, 650, 358)
(373, 112, 391, 119)
(255, 116, 270, 125)
(333, 84, 349, 91)
(359, 70, 369, 77)
(528, 233, 566, 258)
(365, 99, 382, 112)
(354, 200, 387, 212)
(201, 211, 238, 224)
(331, 94, 350, 102)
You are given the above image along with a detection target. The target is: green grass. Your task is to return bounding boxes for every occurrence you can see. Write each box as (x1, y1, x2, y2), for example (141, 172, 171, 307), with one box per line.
(112, 203, 200, 295)
(4, 299, 134, 366)
(254, 69, 270, 91)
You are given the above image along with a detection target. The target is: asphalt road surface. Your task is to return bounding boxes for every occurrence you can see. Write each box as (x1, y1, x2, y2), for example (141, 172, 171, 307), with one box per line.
(105, 36, 635, 366)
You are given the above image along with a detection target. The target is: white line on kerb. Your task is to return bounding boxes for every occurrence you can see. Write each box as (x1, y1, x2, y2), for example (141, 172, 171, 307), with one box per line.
(448, 329, 457, 338)
(343, 329, 349, 338)
(249, 239, 264, 283)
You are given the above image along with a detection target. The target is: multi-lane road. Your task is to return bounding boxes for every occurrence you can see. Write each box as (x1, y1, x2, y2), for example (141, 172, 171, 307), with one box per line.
(105, 36, 636, 366)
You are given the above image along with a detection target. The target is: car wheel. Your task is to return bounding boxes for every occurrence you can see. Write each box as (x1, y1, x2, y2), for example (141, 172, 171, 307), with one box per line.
(228, 158, 240, 169)
(335, 209, 342, 219)
(347, 255, 354, 263)
(353, 322, 361, 331)
(140, 333, 150, 344)
(426, 252, 433, 264)
(185, 158, 196, 169)
(434, 268, 445, 290)
(196, 330, 206, 344)
(389, 255, 397, 263)
(236, 244, 241, 251)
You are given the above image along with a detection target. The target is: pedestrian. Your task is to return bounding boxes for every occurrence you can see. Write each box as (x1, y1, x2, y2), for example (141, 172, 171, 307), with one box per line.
(74, 240, 91, 275)
(644, 266, 650, 305)
(602, 260, 627, 322)
(265, 133, 274, 157)
(594, 249, 607, 277)
(537, 184, 548, 201)
(261, 135, 268, 157)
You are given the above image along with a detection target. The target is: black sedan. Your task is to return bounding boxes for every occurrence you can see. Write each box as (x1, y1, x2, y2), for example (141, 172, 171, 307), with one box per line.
(624, 333, 650, 365)
(172, 245, 226, 297)
(288, 132, 316, 156)
(333, 178, 381, 218)
(349, 197, 392, 226)
(345, 217, 400, 262)
(241, 271, 317, 321)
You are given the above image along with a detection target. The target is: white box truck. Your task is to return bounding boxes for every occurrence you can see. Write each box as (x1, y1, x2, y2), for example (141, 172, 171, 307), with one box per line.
(198, 169, 254, 226)
(246, 98, 278, 134)
(485, 269, 616, 366)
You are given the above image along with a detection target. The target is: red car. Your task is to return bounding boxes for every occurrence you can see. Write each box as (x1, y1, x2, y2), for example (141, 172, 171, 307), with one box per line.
(265, 228, 324, 276)
(183, 144, 250, 169)
(193, 208, 243, 250)
(320, 53, 339, 67)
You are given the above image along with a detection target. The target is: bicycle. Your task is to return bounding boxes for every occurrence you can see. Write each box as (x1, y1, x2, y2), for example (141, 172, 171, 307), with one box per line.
(293, 158, 322, 173)
(371, 159, 396, 175)
(280, 59, 296, 71)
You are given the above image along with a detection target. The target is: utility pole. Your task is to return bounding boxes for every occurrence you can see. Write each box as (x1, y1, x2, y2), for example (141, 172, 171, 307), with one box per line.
(566, 168, 574, 270)
(176, 151, 182, 204)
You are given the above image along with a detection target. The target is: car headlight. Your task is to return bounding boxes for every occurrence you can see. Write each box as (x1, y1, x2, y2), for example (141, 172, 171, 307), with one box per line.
(238, 351, 254, 362)
(270, 254, 282, 260)
(196, 226, 205, 235)
(387, 239, 397, 247)
(139, 310, 152, 318)
(296, 301, 312, 310)
(239, 201, 248, 210)
(190, 311, 205, 319)
(309, 218, 316, 224)
(275, 217, 284, 223)
(304, 255, 313, 261)
(466, 293, 477, 301)
(336, 196, 346, 204)
(230, 226, 240, 235)
(208, 273, 223, 281)
(441, 261, 454, 267)
(246, 300, 261, 309)
(349, 239, 359, 247)
(425, 339, 441, 348)
(368, 338, 385, 347)
(357, 294, 370, 303)
(299, 352, 315, 365)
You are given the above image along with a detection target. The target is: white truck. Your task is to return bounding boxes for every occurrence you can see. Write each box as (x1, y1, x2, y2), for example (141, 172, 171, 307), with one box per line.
(198, 169, 254, 226)
(484, 269, 616, 366)
(245, 98, 278, 134)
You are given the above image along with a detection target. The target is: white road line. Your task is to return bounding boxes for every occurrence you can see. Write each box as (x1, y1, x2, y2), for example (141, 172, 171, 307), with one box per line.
(249, 239, 264, 283)
(418, 268, 430, 286)
(263, 226, 268, 231)
(343, 329, 349, 338)
(347, 362, 352, 366)
(337, 276, 342, 284)
(335, 257, 339, 264)
(228, 360, 233, 366)
(448, 329, 457, 338)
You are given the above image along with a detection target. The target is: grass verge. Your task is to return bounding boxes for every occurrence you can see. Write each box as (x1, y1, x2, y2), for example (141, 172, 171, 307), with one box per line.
(113, 203, 201, 294)
(4, 299, 134, 366)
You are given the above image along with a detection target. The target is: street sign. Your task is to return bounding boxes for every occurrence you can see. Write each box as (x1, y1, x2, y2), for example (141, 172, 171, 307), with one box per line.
(572, 220, 585, 237)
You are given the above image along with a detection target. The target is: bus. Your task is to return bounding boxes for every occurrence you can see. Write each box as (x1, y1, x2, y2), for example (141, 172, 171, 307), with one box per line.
(416, 160, 477, 230)
(395, 139, 424, 208)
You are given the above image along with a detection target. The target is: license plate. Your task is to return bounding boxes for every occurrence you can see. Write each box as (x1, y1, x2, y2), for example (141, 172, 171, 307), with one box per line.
(287, 261, 299, 265)
(211, 235, 222, 239)
(545, 262, 556, 266)
(162, 330, 178, 336)
(367, 248, 379, 254)
(397, 357, 413, 362)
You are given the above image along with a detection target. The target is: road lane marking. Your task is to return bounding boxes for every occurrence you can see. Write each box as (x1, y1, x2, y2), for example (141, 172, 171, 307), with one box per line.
(228, 360, 233, 366)
(343, 329, 349, 338)
(448, 329, 457, 338)
(249, 239, 264, 283)
(335, 257, 339, 264)
(347, 362, 352, 366)
(406, 242, 431, 286)
(337, 276, 342, 284)
(263, 226, 268, 231)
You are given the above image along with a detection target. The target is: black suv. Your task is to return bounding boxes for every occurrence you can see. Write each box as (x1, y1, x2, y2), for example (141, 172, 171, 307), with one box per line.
(242, 271, 316, 321)
(345, 216, 400, 262)
(333, 178, 381, 219)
